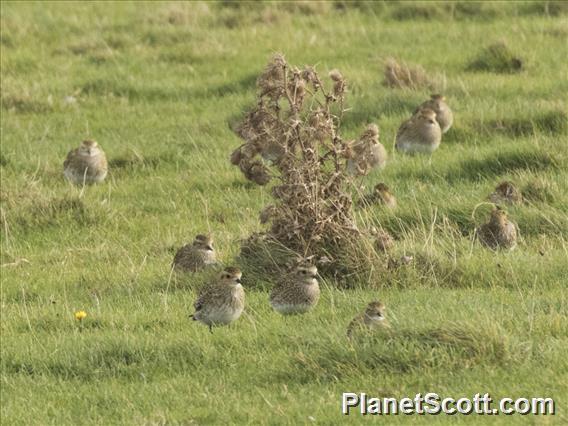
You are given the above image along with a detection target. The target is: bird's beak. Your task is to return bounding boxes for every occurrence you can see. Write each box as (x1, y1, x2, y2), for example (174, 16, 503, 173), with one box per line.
(235, 278, 242, 284)
(206, 245, 213, 251)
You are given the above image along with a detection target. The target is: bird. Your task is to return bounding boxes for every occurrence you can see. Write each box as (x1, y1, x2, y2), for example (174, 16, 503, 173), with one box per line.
(347, 301, 390, 339)
(489, 181, 523, 205)
(63, 139, 108, 185)
(364, 182, 396, 209)
(346, 124, 387, 176)
(269, 261, 320, 315)
(190, 266, 245, 332)
(415, 94, 453, 133)
(476, 208, 518, 250)
(372, 228, 395, 253)
(395, 108, 442, 154)
(259, 204, 277, 224)
(173, 234, 217, 272)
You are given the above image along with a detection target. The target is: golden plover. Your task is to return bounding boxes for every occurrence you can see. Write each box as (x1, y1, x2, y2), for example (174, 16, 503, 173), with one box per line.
(173, 234, 217, 272)
(415, 94, 453, 133)
(489, 181, 523, 205)
(395, 108, 442, 154)
(270, 262, 320, 315)
(191, 266, 245, 332)
(372, 183, 397, 209)
(346, 124, 387, 176)
(476, 208, 518, 250)
(63, 139, 108, 185)
(372, 228, 395, 253)
(347, 301, 390, 338)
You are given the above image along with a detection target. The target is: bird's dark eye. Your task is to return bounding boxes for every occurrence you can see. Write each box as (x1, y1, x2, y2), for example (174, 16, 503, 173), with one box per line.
(428, 119, 435, 124)
(301, 270, 307, 274)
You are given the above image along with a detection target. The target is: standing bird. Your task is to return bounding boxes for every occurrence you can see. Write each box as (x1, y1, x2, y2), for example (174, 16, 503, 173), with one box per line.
(395, 108, 442, 155)
(63, 139, 108, 185)
(347, 301, 390, 339)
(270, 262, 320, 315)
(415, 94, 453, 133)
(190, 266, 245, 332)
(346, 124, 387, 176)
(489, 181, 523, 205)
(476, 208, 518, 250)
(173, 234, 217, 272)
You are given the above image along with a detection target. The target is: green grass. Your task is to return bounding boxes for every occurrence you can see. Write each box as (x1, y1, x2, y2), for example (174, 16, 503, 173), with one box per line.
(1, 1, 567, 424)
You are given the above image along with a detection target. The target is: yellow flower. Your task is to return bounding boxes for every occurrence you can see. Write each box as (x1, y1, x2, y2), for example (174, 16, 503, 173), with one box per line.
(75, 310, 87, 321)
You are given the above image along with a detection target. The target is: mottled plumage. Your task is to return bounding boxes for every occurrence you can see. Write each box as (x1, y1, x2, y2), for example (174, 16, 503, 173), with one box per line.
(346, 124, 387, 176)
(373, 229, 395, 253)
(395, 108, 442, 154)
(270, 264, 320, 315)
(191, 266, 245, 332)
(373, 183, 397, 209)
(476, 208, 518, 250)
(489, 181, 523, 205)
(63, 140, 108, 185)
(415, 94, 453, 133)
(173, 234, 216, 272)
(347, 301, 390, 339)
(259, 204, 277, 224)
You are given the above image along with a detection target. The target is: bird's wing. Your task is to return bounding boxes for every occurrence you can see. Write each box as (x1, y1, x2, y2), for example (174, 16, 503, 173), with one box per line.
(193, 283, 213, 311)
(396, 118, 414, 139)
(63, 149, 76, 168)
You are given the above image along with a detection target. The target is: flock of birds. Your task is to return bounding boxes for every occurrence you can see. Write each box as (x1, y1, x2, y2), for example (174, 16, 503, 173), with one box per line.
(62, 93, 519, 335)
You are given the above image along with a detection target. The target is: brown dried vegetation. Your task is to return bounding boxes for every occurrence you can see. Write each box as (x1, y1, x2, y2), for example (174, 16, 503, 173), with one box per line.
(383, 57, 437, 90)
(232, 54, 385, 283)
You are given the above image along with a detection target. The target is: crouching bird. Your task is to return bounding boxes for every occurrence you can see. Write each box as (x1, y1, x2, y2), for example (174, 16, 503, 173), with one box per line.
(270, 262, 320, 315)
(347, 301, 390, 339)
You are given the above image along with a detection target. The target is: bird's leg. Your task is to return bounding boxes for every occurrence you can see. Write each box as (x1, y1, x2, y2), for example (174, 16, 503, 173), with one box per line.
(209, 324, 213, 334)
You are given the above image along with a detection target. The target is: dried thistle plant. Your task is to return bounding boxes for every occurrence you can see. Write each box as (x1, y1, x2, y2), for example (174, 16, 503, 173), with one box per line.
(231, 54, 387, 283)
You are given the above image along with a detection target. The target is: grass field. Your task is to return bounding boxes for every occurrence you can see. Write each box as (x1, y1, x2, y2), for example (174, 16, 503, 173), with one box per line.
(1, 1, 568, 424)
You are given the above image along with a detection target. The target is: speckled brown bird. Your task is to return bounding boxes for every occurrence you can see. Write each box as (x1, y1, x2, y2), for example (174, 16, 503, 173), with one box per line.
(259, 204, 277, 224)
(173, 234, 217, 272)
(270, 262, 320, 315)
(395, 108, 442, 154)
(373, 183, 397, 209)
(489, 181, 523, 205)
(346, 124, 387, 176)
(476, 208, 518, 250)
(415, 94, 453, 133)
(373, 229, 395, 252)
(191, 266, 245, 332)
(63, 140, 108, 185)
(347, 301, 390, 339)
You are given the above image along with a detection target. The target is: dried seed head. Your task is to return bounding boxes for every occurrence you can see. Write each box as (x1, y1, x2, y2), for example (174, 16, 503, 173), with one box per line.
(240, 143, 261, 159)
(257, 53, 287, 99)
(328, 69, 343, 82)
(244, 160, 271, 185)
(302, 66, 319, 90)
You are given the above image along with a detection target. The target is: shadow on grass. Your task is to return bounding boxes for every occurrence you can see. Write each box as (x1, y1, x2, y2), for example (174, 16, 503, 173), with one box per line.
(80, 73, 256, 103)
(3, 340, 210, 381)
(480, 110, 567, 137)
(274, 323, 511, 384)
(395, 150, 557, 184)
